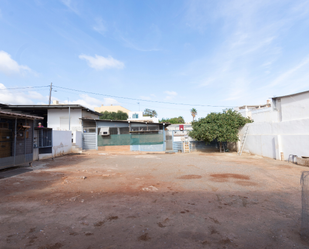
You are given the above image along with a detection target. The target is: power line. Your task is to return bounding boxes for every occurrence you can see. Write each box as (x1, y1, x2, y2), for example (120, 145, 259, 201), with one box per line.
(53, 85, 235, 108)
(0, 85, 49, 91)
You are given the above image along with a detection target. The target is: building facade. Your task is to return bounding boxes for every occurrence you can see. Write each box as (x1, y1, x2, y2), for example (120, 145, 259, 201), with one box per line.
(127, 111, 159, 123)
(82, 118, 168, 152)
(94, 104, 131, 114)
(6, 104, 100, 159)
(237, 90, 309, 160)
(0, 104, 43, 169)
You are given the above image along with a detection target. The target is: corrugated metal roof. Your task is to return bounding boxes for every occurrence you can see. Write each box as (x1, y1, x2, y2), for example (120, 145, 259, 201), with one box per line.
(0, 110, 44, 119)
(81, 117, 170, 126)
(7, 104, 101, 116)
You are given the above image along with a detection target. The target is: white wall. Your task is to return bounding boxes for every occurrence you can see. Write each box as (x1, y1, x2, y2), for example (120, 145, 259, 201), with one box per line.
(72, 131, 82, 148)
(52, 130, 72, 157)
(48, 109, 82, 131)
(251, 108, 278, 123)
(240, 118, 309, 160)
(38, 130, 72, 160)
(280, 91, 309, 121)
(237, 92, 309, 160)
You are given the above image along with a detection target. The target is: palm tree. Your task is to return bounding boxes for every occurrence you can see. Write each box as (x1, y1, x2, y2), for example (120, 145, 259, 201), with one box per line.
(191, 108, 197, 122)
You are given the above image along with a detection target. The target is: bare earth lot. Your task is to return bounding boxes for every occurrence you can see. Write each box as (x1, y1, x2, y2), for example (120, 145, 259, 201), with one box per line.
(1, 151, 309, 249)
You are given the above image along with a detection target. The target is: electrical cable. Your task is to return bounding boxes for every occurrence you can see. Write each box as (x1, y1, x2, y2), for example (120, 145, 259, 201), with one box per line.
(53, 85, 235, 108)
(0, 86, 49, 91)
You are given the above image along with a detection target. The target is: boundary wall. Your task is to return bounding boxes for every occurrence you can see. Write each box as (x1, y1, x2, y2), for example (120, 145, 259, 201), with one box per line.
(39, 130, 72, 160)
(239, 118, 309, 160)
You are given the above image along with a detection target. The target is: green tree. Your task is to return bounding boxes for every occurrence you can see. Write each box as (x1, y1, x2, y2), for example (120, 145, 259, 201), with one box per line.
(160, 116, 185, 124)
(189, 109, 252, 152)
(100, 110, 128, 120)
(143, 108, 158, 118)
(191, 108, 197, 122)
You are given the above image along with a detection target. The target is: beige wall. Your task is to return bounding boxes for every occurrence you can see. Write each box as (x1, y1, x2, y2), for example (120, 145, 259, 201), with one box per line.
(94, 105, 131, 114)
(98, 145, 131, 152)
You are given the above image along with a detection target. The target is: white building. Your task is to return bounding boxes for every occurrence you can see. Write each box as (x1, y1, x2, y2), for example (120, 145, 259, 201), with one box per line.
(8, 103, 101, 154)
(237, 90, 309, 160)
(8, 103, 100, 131)
(127, 111, 159, 123)
(235, 101, 271, 119)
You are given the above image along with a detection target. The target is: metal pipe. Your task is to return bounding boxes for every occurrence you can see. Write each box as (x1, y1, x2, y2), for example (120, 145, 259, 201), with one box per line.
(68, 106, 71, 130)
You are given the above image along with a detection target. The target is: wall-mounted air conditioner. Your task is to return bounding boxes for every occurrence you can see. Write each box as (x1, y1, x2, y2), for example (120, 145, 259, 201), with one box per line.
(99, 127, 110, 136)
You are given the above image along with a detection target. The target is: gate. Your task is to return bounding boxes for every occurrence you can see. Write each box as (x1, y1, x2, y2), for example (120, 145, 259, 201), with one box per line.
(166, 131, 173, 150)
(83, 130, 96, 150)
(0, 118, 35, 169)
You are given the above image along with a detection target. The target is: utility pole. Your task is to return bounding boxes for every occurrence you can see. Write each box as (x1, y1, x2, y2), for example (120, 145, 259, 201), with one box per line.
(48, 82, 53, 105)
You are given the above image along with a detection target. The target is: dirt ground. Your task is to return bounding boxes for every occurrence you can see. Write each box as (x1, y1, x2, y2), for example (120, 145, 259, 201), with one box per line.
(1, 151, 309, 249)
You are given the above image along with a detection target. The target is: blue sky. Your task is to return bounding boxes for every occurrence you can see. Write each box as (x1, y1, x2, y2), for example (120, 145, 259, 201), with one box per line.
(0, 0, 309, 122)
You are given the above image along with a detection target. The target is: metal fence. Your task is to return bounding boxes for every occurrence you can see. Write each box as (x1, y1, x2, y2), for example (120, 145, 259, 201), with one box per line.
(0, 118, 34, 169)
(97, 133, 164, 146)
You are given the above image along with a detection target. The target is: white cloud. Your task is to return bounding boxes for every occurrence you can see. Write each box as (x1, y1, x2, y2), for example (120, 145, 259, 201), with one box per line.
(268, 56, 309, 88)
(224, 78, 247, 101)
(164, 91, 177, 100)
(182, 0, 309, 104)
(65, 94, 119, 110)
(119, 35, 161, 52)
(79, 54, 125, 70)
(93, 18, 107, 35)
(117, 24, 162, 52)
(164, 91, 177, 96)
(0, 51, 31, 75)
(0, 83, 46, 104)
(60, 0, 79, 14)
(0, 83, 119, 111)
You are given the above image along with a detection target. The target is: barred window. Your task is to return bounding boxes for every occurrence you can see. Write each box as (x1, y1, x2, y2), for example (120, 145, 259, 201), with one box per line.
(119, 127, 129, 134)
(109, 128, 118, 135)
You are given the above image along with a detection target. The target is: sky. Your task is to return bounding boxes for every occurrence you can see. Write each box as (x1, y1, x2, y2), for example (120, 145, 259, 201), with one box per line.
(0, 0, 309, 122)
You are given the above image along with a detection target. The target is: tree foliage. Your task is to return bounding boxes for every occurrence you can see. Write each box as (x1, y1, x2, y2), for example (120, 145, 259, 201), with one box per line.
(160, 116, 185, 124)
(143, 108, 158, 117)
(100, 110, 128, 120)
(189, 109, 252, 143)
(191, 108, 197, 121)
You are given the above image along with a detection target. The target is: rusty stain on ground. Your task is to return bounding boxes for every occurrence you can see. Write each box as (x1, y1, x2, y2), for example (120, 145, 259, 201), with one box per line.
(177, 175, 202, 179)
(209, 173, 250, 182)
(138, 233, 151, 241)
(107, 216, 118, 221)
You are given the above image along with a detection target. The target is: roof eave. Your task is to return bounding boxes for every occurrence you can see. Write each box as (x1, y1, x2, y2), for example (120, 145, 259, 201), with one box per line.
(80, 118, 170, 126)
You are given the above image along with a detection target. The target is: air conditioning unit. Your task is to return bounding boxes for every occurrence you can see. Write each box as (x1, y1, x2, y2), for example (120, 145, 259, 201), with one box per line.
(99, 127, 110, 136)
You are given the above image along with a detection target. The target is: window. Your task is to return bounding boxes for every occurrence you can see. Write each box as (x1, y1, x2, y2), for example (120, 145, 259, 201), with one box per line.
(132, 113, 139, 119)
